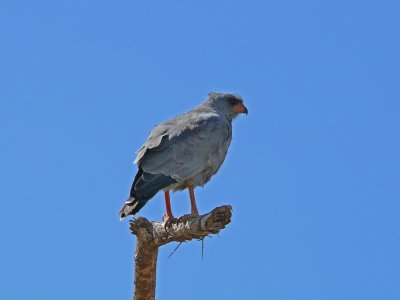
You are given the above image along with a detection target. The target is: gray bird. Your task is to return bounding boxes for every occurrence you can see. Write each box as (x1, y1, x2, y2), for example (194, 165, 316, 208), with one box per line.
(119, 92, 248, 221)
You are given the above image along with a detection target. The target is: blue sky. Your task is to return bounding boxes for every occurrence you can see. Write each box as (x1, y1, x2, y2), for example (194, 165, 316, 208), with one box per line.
(1, 0, 400, 299)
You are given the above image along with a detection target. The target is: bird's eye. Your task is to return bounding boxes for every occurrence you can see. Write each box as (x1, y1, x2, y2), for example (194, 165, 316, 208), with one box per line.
(227, 98, 238, 106)
(227, 97, 241, 106)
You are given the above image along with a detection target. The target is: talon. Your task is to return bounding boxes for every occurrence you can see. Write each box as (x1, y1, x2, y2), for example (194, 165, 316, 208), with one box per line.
(178, 213, 199, 222)
(163, 213, 178, 228)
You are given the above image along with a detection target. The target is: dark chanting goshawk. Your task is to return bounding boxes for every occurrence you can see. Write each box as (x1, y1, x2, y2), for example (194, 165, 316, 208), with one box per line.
(119, 92, 248, 221)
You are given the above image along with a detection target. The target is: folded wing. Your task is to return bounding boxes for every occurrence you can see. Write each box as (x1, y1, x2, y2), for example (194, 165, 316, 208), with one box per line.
(136, 115, 231, 188)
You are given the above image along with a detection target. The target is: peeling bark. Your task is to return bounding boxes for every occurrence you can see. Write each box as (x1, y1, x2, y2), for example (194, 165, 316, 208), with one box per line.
(129, 205, 232, 300)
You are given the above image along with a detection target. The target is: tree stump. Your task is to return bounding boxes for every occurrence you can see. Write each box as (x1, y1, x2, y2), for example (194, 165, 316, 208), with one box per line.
(129, 205, 233, 300)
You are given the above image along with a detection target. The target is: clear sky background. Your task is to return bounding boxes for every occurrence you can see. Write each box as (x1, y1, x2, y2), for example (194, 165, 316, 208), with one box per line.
(1, 1, 399, 299)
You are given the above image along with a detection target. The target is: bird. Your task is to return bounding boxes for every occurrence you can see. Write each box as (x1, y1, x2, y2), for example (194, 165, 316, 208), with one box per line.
(119, 92, 248, 221)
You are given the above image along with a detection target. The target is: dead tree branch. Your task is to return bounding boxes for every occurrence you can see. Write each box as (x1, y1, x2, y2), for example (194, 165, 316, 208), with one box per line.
(129, 205, 232, 300)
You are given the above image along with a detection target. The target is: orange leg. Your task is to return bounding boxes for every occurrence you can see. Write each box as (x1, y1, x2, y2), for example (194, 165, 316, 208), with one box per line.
(177, 186, 200, 222)
(188, 185, 199, 215)
(163, 190, 177, 223)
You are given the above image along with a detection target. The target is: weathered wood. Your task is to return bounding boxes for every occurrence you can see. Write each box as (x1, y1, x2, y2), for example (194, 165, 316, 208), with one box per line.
(131, 219, 158, 300)
(129, 205, 232, 300)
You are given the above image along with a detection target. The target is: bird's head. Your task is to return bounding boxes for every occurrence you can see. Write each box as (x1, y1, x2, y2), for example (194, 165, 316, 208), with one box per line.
(208, 92, 248, 120)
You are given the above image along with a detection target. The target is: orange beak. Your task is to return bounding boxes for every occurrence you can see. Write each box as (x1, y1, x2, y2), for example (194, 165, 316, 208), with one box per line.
(233, 103, 248, 115)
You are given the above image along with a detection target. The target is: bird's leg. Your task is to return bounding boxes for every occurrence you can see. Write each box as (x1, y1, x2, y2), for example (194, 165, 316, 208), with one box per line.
(178, 185, 199, 221)
(163, 190, 177, 225)
(188, 185, 199, 215)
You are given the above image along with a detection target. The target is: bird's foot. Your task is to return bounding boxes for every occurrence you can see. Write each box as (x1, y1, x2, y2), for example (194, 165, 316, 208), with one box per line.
(177, 213, 199, 222)
(163, 213, 178, 228)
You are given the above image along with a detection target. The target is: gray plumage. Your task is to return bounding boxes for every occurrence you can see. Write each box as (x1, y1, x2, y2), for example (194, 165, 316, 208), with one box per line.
(119, 92, 247, 218)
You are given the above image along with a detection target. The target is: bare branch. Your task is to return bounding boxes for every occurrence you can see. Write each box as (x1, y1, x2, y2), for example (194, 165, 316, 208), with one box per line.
(129, 205, 232, 300)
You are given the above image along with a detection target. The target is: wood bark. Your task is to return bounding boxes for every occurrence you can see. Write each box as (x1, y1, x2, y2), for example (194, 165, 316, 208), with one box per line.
(129, 205, 232, 300)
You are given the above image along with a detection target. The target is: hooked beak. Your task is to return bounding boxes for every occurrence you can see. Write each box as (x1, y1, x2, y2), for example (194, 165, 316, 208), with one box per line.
(234, 103, 248, 115)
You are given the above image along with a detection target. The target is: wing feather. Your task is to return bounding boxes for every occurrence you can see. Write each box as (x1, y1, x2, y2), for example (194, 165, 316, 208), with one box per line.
(137, 115, 231, 185)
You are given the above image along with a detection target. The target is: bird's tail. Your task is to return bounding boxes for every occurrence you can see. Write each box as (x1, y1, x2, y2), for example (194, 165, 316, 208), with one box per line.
(119, 167, 177, 219)
(119, 196, 146, 219)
